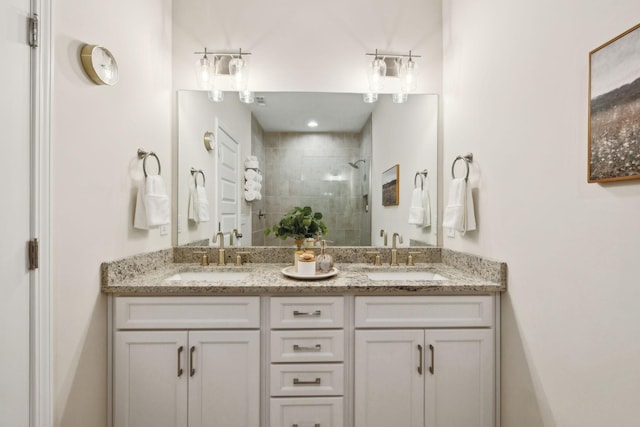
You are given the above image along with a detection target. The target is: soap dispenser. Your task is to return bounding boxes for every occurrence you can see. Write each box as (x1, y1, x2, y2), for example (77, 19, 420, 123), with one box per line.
(316, 240, 334, 273)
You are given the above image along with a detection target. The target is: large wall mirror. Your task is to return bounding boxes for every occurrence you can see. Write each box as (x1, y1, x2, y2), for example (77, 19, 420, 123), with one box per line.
(177, 91, 438, 247)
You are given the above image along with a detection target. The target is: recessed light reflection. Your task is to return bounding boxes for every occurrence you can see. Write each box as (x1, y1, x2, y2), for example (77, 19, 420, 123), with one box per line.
(307, 120, 319, 128)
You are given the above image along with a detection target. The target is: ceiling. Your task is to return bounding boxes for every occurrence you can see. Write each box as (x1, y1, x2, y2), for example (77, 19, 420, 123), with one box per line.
(247, 92, 375, 133)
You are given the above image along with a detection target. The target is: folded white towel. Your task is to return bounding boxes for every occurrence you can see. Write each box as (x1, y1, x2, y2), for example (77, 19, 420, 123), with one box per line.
(244, 180, 261, 191)
(134, 175, 170, 230)
(255, 172, 262, 183)
(245, 160, 259, 169)
(255, 191, 262, 200)
(244, 190, 257, 201)
(442, 178, 475, 234)
(244, 169, 258, 180)
(188, 177, 211, 224)
(408, 188, 426, 225)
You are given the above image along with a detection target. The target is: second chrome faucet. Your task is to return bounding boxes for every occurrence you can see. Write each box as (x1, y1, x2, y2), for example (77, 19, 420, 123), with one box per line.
(212, 231, 226, 266)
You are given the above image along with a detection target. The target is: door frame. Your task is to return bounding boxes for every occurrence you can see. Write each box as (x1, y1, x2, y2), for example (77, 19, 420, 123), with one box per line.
(30, 0, 52, 425)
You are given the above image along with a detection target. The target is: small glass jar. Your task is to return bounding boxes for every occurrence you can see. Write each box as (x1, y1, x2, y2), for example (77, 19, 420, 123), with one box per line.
(316, 240, 334, 273)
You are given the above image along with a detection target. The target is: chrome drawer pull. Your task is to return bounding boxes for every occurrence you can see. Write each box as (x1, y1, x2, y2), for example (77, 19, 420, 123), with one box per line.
(292, 424, 320, 427)
(177, 346, 184, 377)
(429, 344, 435, 375)
(293, 310, 321, 317)
(293, 377, 321, 385)
(293, 344, 322, 352)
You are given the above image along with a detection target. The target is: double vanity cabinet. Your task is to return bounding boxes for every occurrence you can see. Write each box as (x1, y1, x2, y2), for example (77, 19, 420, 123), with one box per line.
(110, 293, 498, 427)
(103, 248, 505, 427)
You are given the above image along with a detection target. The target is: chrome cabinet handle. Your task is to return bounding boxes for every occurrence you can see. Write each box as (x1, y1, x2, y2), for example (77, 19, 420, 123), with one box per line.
(429, 344, 435, 375)
(177, 346, 184, 377)
(293, 377, 321, 385)
(293, 310, 321, 317)
(417, 344, 423, 375)
(293, 344, 321, 352)
(190, 346, 196, 377)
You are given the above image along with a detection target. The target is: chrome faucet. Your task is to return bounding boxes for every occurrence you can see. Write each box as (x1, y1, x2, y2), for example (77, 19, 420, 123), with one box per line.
(212, 231, 226, 266)
(390, 232, 403, 266)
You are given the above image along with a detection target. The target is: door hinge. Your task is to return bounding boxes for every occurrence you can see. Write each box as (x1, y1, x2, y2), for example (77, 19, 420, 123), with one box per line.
(29, 238, 39, 270)
(29, 13, 39, 48)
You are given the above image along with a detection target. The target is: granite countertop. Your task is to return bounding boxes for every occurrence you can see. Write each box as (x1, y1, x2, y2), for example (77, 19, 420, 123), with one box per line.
(101, 261, 506, 296)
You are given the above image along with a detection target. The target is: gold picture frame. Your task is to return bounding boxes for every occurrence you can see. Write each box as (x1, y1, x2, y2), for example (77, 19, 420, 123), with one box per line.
(588, 22, 640, 183)
(382, 164, 399, 206)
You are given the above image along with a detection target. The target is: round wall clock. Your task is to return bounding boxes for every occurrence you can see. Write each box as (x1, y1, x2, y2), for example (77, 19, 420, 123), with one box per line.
(80, 44, 119, 86)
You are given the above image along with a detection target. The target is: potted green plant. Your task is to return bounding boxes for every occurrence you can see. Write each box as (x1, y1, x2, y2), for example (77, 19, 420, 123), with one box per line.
(265, 206, 328, 249)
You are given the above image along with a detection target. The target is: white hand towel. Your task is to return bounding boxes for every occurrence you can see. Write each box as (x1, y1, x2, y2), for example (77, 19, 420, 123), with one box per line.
(134, 176, 170, 229)
(244, 180, 261, 191)
(422, 185, 432, 227)
(408, 188, 426, 225)
(188, 180, 197, 222)
(442, 178, 475, 234)
(196, 186, 210, 223)
(244, 169, 257, 180)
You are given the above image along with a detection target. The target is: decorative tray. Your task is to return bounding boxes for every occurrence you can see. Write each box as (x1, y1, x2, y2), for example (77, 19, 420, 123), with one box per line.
(281, 266, 339, 280)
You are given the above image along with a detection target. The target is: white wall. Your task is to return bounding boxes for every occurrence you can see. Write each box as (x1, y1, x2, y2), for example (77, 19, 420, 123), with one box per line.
(442, 0, 640, 425)
(52, 1, 172, 425)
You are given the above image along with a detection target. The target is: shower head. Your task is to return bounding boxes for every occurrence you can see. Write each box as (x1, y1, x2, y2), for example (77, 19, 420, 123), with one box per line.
(348, 159, 366, 169)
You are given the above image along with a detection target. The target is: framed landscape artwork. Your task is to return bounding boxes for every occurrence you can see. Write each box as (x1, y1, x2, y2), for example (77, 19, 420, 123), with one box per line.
(589, 22, 640, 183)
(382, 164, 399, 206)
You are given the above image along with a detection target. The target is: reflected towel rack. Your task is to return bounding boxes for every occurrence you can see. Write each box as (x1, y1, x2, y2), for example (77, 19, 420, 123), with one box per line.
(451, 153, 473, 181)
(137, 149, 162, 177)
(414, 170, 428, 189)
(190, 168, 206, 187)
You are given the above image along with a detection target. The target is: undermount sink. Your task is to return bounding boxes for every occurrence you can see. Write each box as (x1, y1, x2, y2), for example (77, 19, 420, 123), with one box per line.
(165, 271, 250, 282)
(366, 271, 448, 281)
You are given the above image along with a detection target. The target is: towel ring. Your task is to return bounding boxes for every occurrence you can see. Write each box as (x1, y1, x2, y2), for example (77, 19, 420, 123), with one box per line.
(190, 168, 206, 187)
(414, 170, 428, 189)
(451, 153, 473, 181)
(137, 149, 161, 177)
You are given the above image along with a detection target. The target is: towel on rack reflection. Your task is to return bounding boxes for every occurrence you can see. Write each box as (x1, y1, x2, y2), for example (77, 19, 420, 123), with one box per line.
(134, 176, 170, 230)
(442, 178, 476, 234)
(408, 186, 431, 227)
(244, 189, 261, 201)
(244, 180, 262, 192)
(188, 177, 210, 224)
(244, 156, 259, 169)
(244, 169, 258, 181)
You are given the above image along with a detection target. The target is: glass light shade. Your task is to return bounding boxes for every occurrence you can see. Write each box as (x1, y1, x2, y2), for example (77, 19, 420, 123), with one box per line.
(392, 92, 408, 103)
(195, 55, 215, 90)
(229, 56, 249, 91)
(239, 90, 255, 104)
(399, 58, 419, 92)
(363, 92, 378, 103)
(208, 89, 224, 102)
(367, 57, 386, 92)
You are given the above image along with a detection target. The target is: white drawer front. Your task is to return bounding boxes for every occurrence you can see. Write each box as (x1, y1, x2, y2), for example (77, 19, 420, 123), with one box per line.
(114, 296, 260, 330)
(270, 397, 343, 427)
(354, 295, 494, 328)
(270, 297, 344, 329)
(271, 330, 344, 363)
(271, 364, 344, 397)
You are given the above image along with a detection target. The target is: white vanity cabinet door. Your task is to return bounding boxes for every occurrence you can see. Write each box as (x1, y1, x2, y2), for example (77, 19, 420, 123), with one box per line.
(114, 331, 188, 427)
(354, 330, 424, 427)
(425, 329, 494, 427)
(188, 330, 260, 427)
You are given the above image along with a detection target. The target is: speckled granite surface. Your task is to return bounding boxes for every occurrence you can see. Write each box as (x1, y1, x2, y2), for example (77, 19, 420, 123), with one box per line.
(101, 246, 506, 296)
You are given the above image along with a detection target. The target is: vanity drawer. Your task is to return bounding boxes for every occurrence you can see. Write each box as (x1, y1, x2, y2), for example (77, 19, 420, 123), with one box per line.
(271, 330, 344, 363)
(354, 295, 494, 328)
(271, 364, 344, 397)
(270, 296, 344, 329)
(270, 397, 343, 427)
(114, 296, 260, 330)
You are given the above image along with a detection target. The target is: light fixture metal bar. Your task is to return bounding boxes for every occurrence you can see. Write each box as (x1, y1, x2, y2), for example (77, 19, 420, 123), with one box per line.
(365, 51, 421, 59)
(193, 49, 252, 57)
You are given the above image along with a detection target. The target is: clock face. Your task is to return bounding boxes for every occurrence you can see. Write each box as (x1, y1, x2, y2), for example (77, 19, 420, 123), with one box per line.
(80, 44, 119, 85)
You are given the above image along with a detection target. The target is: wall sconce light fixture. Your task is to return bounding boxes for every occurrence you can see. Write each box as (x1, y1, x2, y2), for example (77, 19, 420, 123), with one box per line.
(194, 48, 253, 103)
(364, 50, 420, 103)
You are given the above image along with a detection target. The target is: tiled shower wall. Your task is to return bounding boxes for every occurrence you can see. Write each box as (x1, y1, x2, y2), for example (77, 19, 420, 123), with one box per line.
(259, 128, 372, 246)
(250, 116, 267, 245)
